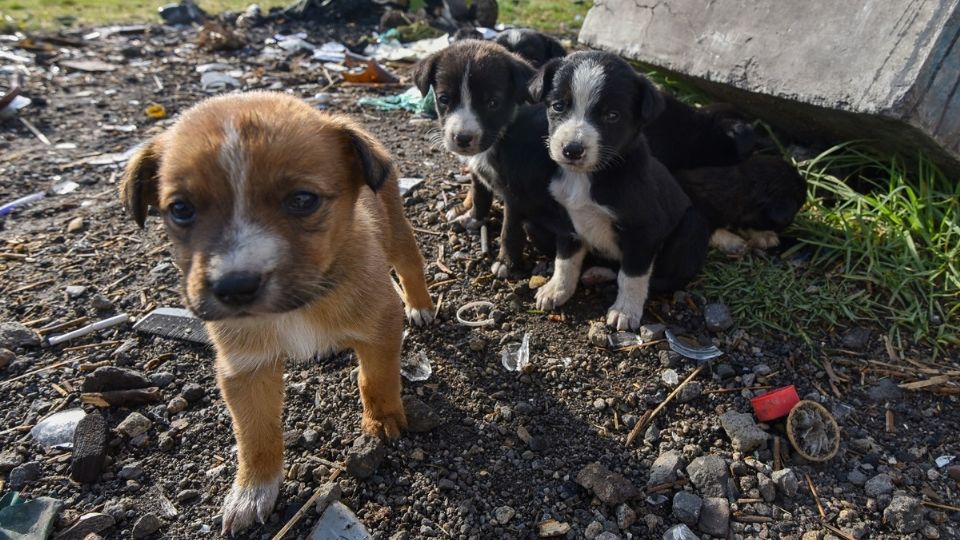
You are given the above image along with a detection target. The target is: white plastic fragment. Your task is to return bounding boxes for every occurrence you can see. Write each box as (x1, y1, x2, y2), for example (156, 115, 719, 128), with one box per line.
(401, 351, 432, 382)
(500, 332, 531, 372)
(664, 329, 724, 361)
(48, 313, 130, 346)
(30, 408, 87, 450)
(936, 455, 955, 468)
(608, 331, 641, 349)
(456, 301, 496, 327)
(309, 501, 370, 540)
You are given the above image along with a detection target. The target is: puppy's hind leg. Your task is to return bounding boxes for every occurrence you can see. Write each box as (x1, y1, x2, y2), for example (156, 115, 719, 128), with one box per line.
(217, 358, 285, 535)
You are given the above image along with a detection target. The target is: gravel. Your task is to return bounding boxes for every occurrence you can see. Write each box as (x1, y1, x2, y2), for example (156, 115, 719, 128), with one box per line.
(648, 450, 684, 487)
(671, 491, 702, 525)
(697, 497, 730, 537)
(686, 455, 729, 498)
(883, 494, 925, 533)
(864, 472, 895, 497)
(719, 410, 769, 451)
(576, 462, 639, 506)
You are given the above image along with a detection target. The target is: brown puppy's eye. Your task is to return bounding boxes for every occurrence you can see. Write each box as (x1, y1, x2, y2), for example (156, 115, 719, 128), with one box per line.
(283, 191, 322, 216)
(603, 110, 621, 123)
(168, 200, 196, 226)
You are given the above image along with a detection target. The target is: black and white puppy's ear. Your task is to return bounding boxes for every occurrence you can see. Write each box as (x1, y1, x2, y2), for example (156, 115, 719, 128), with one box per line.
(413, 51, 441, 97)
(546, 38, 567, 61)
(508, 55, 536, 103)
(343, 123, 394, 192)
(120, 136, 164, 228)
(636, 74, 666, 124)
(528, 57, 562, 103)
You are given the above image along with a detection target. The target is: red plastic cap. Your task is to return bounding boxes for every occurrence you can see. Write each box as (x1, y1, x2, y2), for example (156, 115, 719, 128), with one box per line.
(751, 385, 800, 422)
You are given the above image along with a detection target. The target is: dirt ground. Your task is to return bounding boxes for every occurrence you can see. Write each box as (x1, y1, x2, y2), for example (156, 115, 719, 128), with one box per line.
(1, 17, 958, 540)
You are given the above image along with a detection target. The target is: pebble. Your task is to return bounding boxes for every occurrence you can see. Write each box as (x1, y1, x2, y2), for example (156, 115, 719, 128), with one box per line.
(66, 216, 85, 233)
(528, 275, 548, 289)
(643, 425, 660, 445)
(757, 473, 776, 502)
(65, 285, 87, 298)
(82, 366, 150, 392)
(166, 396, 188, 414)
(584, 521, 604, 539)
(672, 491, 702, 525)
(716, 363, 736, 380)
(615, 503, 636, 529)
(720, 410, 770, 452)
(493, 505, 515, 525)
(648, 450, 684, 487)
(883, 494, 924, 533)
(847, 468, 868, 486)
(55, 512, 115, 540)
(575, 462, 639, 506)
(8, 461, 41, 489)
(180, 382, 204, 402)
(468, 337, 485, 351)
(771, 468, 799, 498)
(345, 434, 386, 479)
(119, 462, 144, 481)
(593, 398, 607, 410)
(587, 321, 609, 347)
(0, 321, 41, 349)
(71, 411, 109, 483)
(176, 489, 200, 502)
(841, 326, 871, 350)
(149, 372, 175, 388)
(301, 428, 320, 447)
(639, 323, 666, 341)
(686, 455, 729, 498)
(116, 412, 152, 438)
(661, 369, 679, 387)
(864, 472, 894, 497)
(0, 348, 13, 370)
(131, 513, 162, 538)
(537, 519, 571, 537)
(403, 396, 443, 432)
(704, 303, 734, 332)
(663, 524, 698, 540)
(677, 381, 702, 403)
(0, 449, 23, 472)
(595, 533, 621, 540)
(947, 465, 960, 481)
(91, 294, 115, 311)
(698, 497, 730, 537)
(314, 482, 342, 514)
(867, 378, 903, 402)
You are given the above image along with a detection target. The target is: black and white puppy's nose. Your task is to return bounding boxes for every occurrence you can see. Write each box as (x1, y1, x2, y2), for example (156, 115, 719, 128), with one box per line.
(455, 133, 474, 149)
(212, 272, 262, 306)
(562, 142, 585, 160)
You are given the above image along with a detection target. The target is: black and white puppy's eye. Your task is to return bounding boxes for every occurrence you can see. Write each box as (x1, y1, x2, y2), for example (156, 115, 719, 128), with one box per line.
(168, 200, 196, 226)
(283, 191, 322, 216)
(436, 93, 450, 106)
(487, 98, 501, 110)
(603, 110, 621, 123)
(551, 101, 565, 113)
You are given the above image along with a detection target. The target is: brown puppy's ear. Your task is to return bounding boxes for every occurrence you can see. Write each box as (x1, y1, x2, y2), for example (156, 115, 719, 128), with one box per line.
(344, 124, 394, 192)
(636, 75, 666, 124)
(120, 137, 164, 228)
(508, 55, 536, 103)
(412, 51, 441, 97)
(528, 57, 561, 103)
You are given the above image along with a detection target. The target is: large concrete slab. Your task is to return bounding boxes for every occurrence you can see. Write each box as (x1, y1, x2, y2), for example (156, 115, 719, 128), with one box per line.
(579, 0, 960, 175)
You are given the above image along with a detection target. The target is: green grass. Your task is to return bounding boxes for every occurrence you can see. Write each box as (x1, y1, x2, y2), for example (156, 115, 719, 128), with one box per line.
(498, 0, 590, 33)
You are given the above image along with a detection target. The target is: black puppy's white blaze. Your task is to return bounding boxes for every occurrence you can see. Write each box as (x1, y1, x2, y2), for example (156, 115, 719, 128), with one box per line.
(548, 60, 606, 172)
(442, 62, 483, 155)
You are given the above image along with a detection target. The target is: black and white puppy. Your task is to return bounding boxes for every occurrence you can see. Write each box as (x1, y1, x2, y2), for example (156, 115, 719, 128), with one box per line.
(414, 40, 576, 276)
(494, 28, 566, 68)
(530, 51, 710, 330)
(674, 155, 807, 254)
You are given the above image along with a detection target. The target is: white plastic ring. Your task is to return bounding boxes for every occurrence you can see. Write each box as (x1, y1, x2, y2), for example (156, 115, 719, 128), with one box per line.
(456, 301, 496, 327)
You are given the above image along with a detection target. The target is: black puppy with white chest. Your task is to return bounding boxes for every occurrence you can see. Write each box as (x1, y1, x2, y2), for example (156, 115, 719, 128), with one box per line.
(530, 51, 710, 330)
(414, 40, 576, 276)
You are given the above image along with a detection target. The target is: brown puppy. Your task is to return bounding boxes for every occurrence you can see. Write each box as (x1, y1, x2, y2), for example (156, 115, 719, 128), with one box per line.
(120, 91, 434, 534)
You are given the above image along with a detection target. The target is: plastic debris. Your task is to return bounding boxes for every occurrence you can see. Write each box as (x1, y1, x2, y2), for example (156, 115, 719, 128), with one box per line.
(145, 103, 166, 119)
(0, 492, 63, 540)
(48, 314, 130, 346)
(0, 192, 46, 217)
(309, 501, 370, 540)
(664, 329, 724, 361)
(30, 409, 87, 450)
(456, 301, 496, 327)
(60, 59, 118, 72)
(500, 332, 531, 372)
(312, 41, 348, 62)
(159, 0, 207, 25)
(401, 351, 432, 382)
(936, 455, 955, 468)
(751, 385, 800, 422)
(343, 58, 399, 84)
(0, 85, 31, 120)
(133, 307, 211, 345)
(646, 494, 669, 506)
(201, 71, 242, 92)
(364, 34, 448, 62)
(398, 177, 424, 196)
(358, 86, 436, 116)
(607, 331, 641, 349)
(786, 400, 840, 462)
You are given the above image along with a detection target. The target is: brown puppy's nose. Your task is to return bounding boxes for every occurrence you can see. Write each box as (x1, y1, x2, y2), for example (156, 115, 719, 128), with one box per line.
(455, 133, 474, 148)
(212, 272, 262, 307)
(562, 142, 584, 160)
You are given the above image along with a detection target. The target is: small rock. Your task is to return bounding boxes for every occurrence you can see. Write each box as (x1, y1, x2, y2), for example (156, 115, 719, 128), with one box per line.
(131, 513, 162, 538)
(8, 461, 41, 489)
(65, 285, 87, 298)
(672, 491, 702, 525)
(54, 512, 115, 540)
(847, 468, 868, 486)
(119, 462, 144, 481)
(116, 412, 152, 438)
(588, 321, 609, 347)
(716, 363, 736, 380)
(922, 525, 941, 539)
(639, 324, 666, 341)
(166, 396, 188, 414)
(704, 303, 734, 332)
(686, 455, 729, 498)
(0, 321, 41, 349)
(585, 521, 604, 540)
(661, 369, 679, 387)
(757, 473, 776, 502)
(883, 494, 925, 533)
(301, 428, 320, 447)
(537, 519, 571, 537)
(864, 473, 894, 497)
(0, 348, 13, 369)
(648, 450, 684, 487)
(71, 412, 108, 483)
(677, 381, 702, 403)
(148, 372, 175, 388)
(67, 216, 85, 233)
(82, 366, 150, 392)
(720, 410, 769, 452)
(175, 489, 199, 502)
(841, 326, 871, 350)
(658, 349, 681, 367)
(947, 465, 960, 482)
(403, 396, 443, 432)
(468, 338, 485, 352)
(771, 468, 799, 498)
(313, 482, 342, 514)
(576, 462, 639, 506)
(698, 497, 730, 537)
(345, 434, 386, 479)
(643, 425, 660, 445)
(616, 503, 636, 529)
(867, 378, 903, 402)
(180, 382, 204, 402)
(593, 398, 607, 410)
(0, 449, 23, 472)
(663, 524, 698, 540)
(494, 505, 515, 525)
(91, 294, 114, 311)
(528, 275, 548, 289)
(752, 364, 772, 376)
(595, 533, 620, 540)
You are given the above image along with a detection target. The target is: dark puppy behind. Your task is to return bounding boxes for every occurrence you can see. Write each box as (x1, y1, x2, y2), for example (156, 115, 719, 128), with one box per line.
(494, 28, 566, 68)
(414, 40, 575, 276)
(675, 155, 807, 254)
(530, 51, 710, 330)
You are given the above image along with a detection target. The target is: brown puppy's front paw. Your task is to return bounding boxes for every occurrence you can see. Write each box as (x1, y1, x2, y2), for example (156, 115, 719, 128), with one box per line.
(220, 473, 282, 536)
(361, 409, 407, 441)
